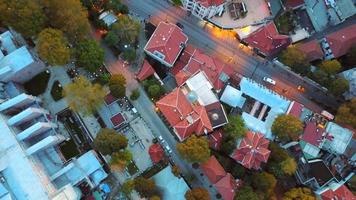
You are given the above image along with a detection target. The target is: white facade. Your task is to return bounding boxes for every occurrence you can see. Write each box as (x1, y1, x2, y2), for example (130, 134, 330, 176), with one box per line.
(182, 0, 225, 19)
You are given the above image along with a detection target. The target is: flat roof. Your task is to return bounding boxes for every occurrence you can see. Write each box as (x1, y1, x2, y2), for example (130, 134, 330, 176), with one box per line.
(324, 122, 353, 154)
(110, 113, 125, 127)
(185, 71, 218, 106)
(220, 85, 246, 108)
(0, 47, 34, 73)
(308, 159, 334, 187)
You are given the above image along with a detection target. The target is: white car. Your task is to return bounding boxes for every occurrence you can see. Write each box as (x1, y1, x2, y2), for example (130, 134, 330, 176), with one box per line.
(165, 145, 172, 154)
(158, 135, 164, 142)
(263, 77, 276, 85)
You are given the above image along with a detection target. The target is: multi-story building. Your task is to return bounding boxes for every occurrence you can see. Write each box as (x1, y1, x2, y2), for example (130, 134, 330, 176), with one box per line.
(181, 0, 226, 19)
(0, 31, 45, 83)
(0, 83, 107, 200)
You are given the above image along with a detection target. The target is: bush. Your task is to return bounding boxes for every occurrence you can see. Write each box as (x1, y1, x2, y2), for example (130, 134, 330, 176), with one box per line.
(50, 81, 63, 101)
(130, 89, 140, 100)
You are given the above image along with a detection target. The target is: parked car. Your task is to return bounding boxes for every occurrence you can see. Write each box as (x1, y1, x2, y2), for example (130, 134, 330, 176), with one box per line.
(176, 22, 184, 29)
(263, 77, 276, 85)
(164, 144, 172, 154)
(158, 135, 164, 142)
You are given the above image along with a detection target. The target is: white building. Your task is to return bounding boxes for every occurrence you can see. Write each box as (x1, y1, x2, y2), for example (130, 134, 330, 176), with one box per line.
(0, 31, 45, 83)
(0, 85, 107, 200)
(181, 0, 226, 19)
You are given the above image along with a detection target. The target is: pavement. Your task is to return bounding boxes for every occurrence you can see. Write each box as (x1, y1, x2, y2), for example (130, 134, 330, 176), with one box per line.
(123, 0, 340, 113)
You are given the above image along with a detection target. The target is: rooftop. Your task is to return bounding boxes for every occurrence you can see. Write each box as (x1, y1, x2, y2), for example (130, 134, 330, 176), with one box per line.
(200, 156, 227, 184)
(301, 121, 325, 148)
(148, 143, 165, 164)
(323, 122, 354, 155)
(136, 59, 156, 81)
(298, 159, 335, 188)
(208, 129, 223, 150)
(286, 101, 304, 119)
(144, 22, 188, 67)
(196, 0, 225, 7)
(214, 173, 238, 200)
(320, 184, 356, 200)
(326, 24, 356, 58)
(297, 40, 324, 61)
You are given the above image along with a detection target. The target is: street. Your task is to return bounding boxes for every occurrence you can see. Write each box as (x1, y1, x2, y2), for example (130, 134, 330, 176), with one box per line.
(123, 0, 340, 113)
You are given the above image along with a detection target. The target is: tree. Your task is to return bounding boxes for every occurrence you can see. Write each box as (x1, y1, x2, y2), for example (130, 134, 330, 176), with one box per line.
(93, 128, 128, 155)
(279, 46, 309, 75)
(185, 188, 211, 200)
(176, 135, 211, 163)
(47, 0, 90, 42)
(272, 114, 303, 142)
(109, 74, 126, 98)
(172, 0, 183, 6)
(312, 69, 331, 87)
(329, 78, 349, 98)
(37, 28, 70, 65)
(223, 115, 247, 139)
(122, 48, 137, 63)
(251, 172, 277, 195)
(110, 149, 132, 171)
(111, 15, 140, 45)
(121, 179, 135, 195)
(130, 89, 140, 101)
(149, 196, 161, 200)
(280, 157, 297, 176)
(0, 0, 47, 38)
(320, 60, 342, 75)
(171, 165, 181, 177)
(234, 186, 259, 200)
(148, 84, 163, 99)
(348, 175, 356, 194)
(104, 0, 128, 14)
(134, 177, 158, 198)
(283, 187, 316, 200)
(63, 76, 106, 114)
(104, 31, 119, 47)
(336, 98, 356, 129)
(75, 39, 104, 72)
(220, 131, 238, 155)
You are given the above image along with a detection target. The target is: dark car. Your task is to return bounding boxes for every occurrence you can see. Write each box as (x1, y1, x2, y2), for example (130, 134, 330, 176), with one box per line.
(176, 22, 184, 29)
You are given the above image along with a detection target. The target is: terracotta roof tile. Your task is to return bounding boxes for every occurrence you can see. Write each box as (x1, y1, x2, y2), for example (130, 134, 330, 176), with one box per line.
(326, 24, 356, 58)
(297, 40, 324, 61)
(200, 156, 227, 184)
(209, 129, 223, 150)
(301, 121, 325, 147)
(214, 173, 237, 200)
(136, 60, 155, 81)
(321, 185, 356, 200)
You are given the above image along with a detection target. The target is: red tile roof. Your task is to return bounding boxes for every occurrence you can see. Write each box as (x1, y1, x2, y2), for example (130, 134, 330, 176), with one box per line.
(196, 0, 225, 7)
(156, 89, 212, 141)
(297, 40, 324, 61)
(326, 24, 356, 58)
(200, 156, 227, 184)
(136, 60, 155, 81)
(144, 22, 188, 67)
(287, 101, 304, 118)
(175, 49, 235, 90)
(301, 122, 325, 147)
(104, 93, 117, 105)
(209, 130, 223, 150)
(284, 0, 304, 9)
(244, 22, 291, 57)
(214, 173, 237, 200)
(321, 185, 356, 200)
(170, 44, 196, 75)
(110, 113, 125, 127)
(148, 143, 165, 164)
(232, 132, 270, 170)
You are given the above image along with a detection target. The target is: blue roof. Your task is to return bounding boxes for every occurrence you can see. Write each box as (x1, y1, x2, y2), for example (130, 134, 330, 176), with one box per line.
(220, 85, 246, 108)
(0, 47, 34, 73)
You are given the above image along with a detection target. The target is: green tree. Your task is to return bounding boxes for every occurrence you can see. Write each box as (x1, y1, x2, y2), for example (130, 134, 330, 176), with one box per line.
(176, 135, 210, 163)
(220, 131, 238, 155)
(109, 74, 126, 98)
(121, 179, 135, 195)
(320, 60, 342, 75)
(110, 149, 132, 171)
(336, 98, 356, 129)
(122, 48, 137, 63)
(37, 28, 70, 65)
(251, 172, 277, 195)
(75, 39, 104, 72)
(130, 89, 140, 101)
(267, 143, 292, 177)
(93, 128, 128, 155)
(329, 78, 349, 98)
(281, 157, 297, 176)
(111, 15, 140, 45)
(148, 84, 163, 99)
(63, 76, 106, 114)
(104, 31, 119, 47)
(279, 46, 309, 74)
(134, 177, 158, 198)
(149, 196, 161, 200)
(234, 186, 259, 200)
(104, 0, 128, 14)
(312, 69, 331, 87)
(172, 0, 183, 6)
(224, 115, 247, 139)
(185, 188, 211, 200)
(283, 187, 316, 200)
(272, 114, 303, 142)
(47, 0, 90, 42)
(0, 0, 47, 38)
(80, 0, 104, 9)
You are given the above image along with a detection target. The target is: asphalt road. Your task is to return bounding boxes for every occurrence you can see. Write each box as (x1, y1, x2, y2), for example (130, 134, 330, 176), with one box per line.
(123, 0, 340, 113)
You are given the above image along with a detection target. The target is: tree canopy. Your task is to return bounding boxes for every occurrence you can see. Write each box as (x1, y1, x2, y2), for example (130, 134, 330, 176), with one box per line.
(148, 84, 163, 99)
(109, 74, 126, 98)
(234, 186, 259, 200)
(130, 89, 140, 101)
(37, 28, 71, 65)
(134, 177, 159, 198)
(121, 179, 135, 195)
(251, 172, 277, 196)
(267, 143, 296, 177)
(111, 15, 140, 45)
(171, 165, 181, 177)
(110, 149, 132, 171)
(279, 46, 309, 75)
(224, 115, 247, 139)
(272, 114, 303, 142)
(319, 60, 342, 75)
(63, 76, 106, 114)
(75, 39, 104, 72)
(0, 0, 47, 38)
(104, 0, 129, 14)
(93, 128, 128, 155)
(283, 187, 316, 200)
(176, 135, 210, 163)
(47, 0, 90, 42)
(122, 48, 137, 63)
(104, 31, 119, 47)
(329, 78, 349, 98)
(185, 188, 211, 200)
(336, 98, 356, 129)
(280, 157, 297, 176)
